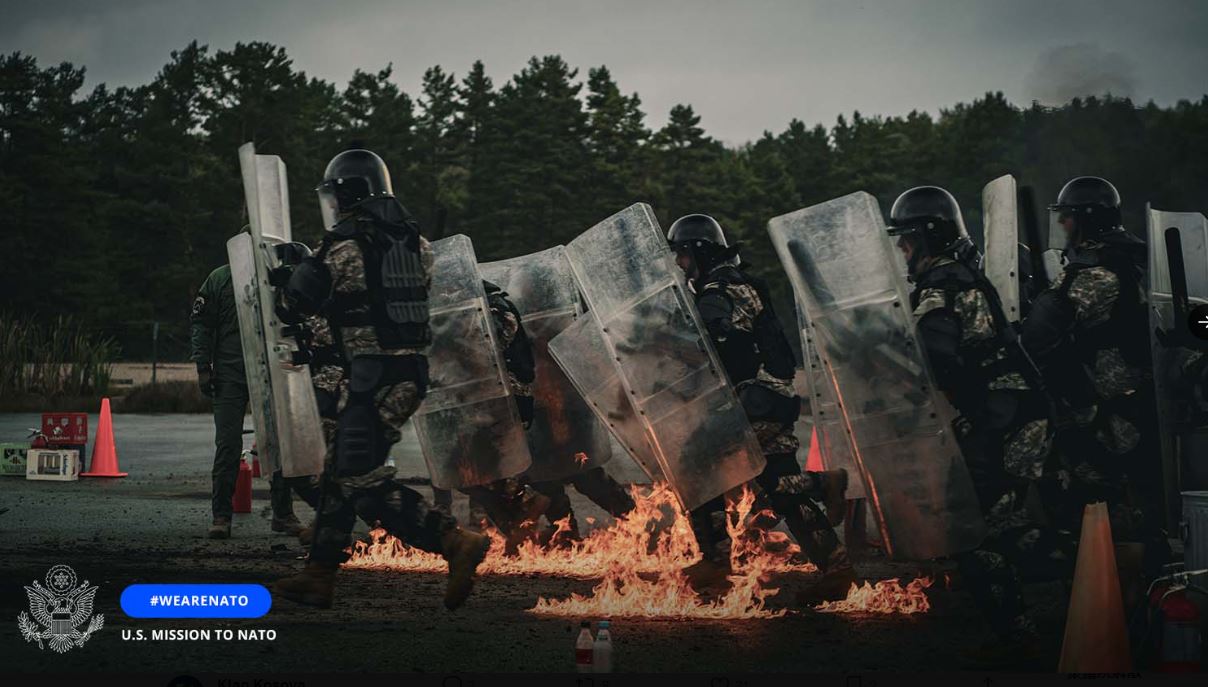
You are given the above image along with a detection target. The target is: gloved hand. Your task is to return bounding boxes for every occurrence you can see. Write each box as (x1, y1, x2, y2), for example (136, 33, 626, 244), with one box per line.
(516, 395, 535, 429)
(197, 364, 215, 398)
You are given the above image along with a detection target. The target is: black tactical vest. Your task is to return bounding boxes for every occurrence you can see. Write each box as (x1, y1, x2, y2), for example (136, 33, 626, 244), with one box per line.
(1058, 238, 1150, 369)
(699, 265, 797, 384)
(321, 199, 431, 349)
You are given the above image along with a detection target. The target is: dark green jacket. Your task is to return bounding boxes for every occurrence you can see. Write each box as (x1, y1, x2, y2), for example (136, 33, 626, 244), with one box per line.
(189, 265, 247, 384)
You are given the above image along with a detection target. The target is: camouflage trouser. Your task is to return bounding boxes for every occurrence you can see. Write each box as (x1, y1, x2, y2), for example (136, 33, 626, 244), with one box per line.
(310, 365, 456, 564)
(459, 478, 546, 536)
(755, 454, 850, 573)
(532, 467, 637, 536)
(689, 453, 849, 573)
(957, 523, 1077, 639)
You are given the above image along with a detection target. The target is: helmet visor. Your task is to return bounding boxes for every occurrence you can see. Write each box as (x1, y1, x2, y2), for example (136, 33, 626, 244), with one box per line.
(317, 184, 341, 232)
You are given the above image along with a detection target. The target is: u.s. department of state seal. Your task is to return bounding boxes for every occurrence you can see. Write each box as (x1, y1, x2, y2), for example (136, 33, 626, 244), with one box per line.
(17, 564, 104, 653)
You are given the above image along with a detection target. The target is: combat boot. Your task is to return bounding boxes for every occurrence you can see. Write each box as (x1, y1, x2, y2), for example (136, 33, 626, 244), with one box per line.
(272, 514, 306, 536)
(273, 560, 338, 608)
(441, 528, 490, 610)
(820, 469, 848, 525)
(796, 564, 858, 606)
(503, 490, 552, 556)
(207, 517, 231, 540)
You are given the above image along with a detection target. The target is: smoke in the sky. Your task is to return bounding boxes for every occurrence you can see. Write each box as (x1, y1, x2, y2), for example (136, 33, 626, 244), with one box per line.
(1026, 43, 1138, 105)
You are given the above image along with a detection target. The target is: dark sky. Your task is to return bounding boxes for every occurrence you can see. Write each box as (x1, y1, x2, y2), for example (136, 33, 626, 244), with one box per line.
(3, 0, 1206, 143)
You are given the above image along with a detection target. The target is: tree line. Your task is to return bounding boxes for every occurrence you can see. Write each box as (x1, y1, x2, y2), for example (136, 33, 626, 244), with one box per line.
(2, 41, 1206, 359)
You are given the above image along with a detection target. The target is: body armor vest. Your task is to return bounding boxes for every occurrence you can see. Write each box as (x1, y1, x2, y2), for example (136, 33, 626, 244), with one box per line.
(320, 200, 431, 349)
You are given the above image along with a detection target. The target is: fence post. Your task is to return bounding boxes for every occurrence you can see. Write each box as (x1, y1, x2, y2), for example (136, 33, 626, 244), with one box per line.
(151, 321, 159, 385)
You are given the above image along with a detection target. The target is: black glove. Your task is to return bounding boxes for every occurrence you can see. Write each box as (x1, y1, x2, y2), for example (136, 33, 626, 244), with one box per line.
(197, 364, 215, 398)
(516, 395, 535, 429)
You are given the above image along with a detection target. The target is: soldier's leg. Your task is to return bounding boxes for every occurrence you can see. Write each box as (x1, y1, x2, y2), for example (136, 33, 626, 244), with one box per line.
(531, 479, 580, 544)
(432, 487, 454, 517)
(370, 361, 489, 607)
(209, 381, 247, 533)
(956, 539, 1032, 640)
(355, 480, 458, 554)
(568, 467, 636, 518)
(287, 475, 321, 510)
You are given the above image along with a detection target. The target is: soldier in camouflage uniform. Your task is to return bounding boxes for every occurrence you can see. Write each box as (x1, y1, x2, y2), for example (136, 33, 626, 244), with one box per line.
(667, 214, 852, 600)
(889, 186, 1077, 652)
(272, 149, 489, 610)
(190, 262, 304, 540)
(453, 282, 556, 552)
(1020, 177, 1168, 573)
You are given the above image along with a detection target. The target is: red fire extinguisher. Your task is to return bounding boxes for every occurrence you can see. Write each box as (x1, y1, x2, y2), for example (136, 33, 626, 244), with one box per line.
(27, 428, 49, 449)
(231, 459, 253, 514)
(1153, 581, 1203, 672)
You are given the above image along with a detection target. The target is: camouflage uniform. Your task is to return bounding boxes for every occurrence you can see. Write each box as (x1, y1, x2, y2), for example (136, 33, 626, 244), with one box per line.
(450, 285, 547, 538)
(909, 256, 1076, 640)
(690, 266, 849, 573)
(307, 233, 460, 565)
(1021, 236, 1166, 564)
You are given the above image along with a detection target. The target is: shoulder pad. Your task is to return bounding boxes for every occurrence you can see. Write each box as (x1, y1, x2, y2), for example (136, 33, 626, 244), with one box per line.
(917, 261, 976, 289)
(706, 265, 745, 286)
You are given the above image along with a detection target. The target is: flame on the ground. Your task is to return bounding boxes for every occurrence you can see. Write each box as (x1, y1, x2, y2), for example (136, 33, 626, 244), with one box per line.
(528, 486, 807, 619)
(814, 576, 934, 615)
(345, 482, 815, 618)
(346, 482, 811, 580)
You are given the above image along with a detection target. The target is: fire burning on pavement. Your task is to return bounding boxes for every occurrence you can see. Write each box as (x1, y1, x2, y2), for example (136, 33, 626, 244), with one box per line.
(346, 483, 812, 580)
(344, 482, 934, 619)
(814, 577, 934, 615)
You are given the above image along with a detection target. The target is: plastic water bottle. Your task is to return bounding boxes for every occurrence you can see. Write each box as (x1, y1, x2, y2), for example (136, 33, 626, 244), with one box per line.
(593, 620, 613, 673)
(575, 621, 594, 672)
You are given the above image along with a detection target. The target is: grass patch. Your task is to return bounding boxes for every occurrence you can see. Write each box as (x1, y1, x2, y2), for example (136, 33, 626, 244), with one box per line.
(113, 381, 211, 413)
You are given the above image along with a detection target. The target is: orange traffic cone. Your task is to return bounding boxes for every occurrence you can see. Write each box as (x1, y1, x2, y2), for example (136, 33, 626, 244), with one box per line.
(252, 455, 261, 478)
(81, 398, 126, 478)
(232, 459, 253, 513)
(1058, 501, 1132, 672)
(805, 426, 824, 473)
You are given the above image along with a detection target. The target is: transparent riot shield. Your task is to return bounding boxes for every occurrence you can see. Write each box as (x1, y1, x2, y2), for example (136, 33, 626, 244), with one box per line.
(768, 191, 986, 560)
(235, 143, 324, 478)
(549, 307, 665, 483)
(564, 203, 765, 512)
(479, 246, 613, 482)
(793, 297, 867, 499)
(1146, 207, 1208, 522)
(983, 174, 1021, 322)
(413, 235, 532, 489)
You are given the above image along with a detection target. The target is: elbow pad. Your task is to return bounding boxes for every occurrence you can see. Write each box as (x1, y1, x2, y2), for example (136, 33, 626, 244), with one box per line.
(279, 258, 332, 324)
(1020, 291, 1076, 361)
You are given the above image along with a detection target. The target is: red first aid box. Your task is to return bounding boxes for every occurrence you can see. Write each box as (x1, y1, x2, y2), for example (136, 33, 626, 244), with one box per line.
(42, 412, 88, 446)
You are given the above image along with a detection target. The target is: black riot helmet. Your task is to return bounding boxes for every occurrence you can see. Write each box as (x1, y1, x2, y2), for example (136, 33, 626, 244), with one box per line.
(667, 214, 739, 280)
(316, 149, 395, 230)
(886, 186, 972, 276)
(1048, 176, 1122, 246)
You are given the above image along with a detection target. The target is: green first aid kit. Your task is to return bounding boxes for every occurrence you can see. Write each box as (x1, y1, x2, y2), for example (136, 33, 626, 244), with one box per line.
(1, 443, 28, 476)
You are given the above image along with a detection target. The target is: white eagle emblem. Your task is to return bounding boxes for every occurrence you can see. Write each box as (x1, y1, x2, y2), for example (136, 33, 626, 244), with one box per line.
(17, 564, 104, 653)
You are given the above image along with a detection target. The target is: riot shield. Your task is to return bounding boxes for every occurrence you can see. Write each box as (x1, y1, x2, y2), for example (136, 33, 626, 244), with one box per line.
(983, 174, 1021, 322)
(793, 297, 867, 499)
(479, 246, 613, 482)
(564, 203, 765, 512)
(549, 305, 665, 483)
(234, 143, 324, 478)
(768, 191, 985, 560)
(413, 234, 532, 490)
(1146, 207, 1208, 522)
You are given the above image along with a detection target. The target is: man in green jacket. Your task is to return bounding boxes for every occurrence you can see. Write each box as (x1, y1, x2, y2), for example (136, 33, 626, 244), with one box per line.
(190, 263, 304, 539)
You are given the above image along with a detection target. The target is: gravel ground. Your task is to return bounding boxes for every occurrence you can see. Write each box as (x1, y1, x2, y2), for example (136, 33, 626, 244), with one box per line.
(0, 413, 1068, 673)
